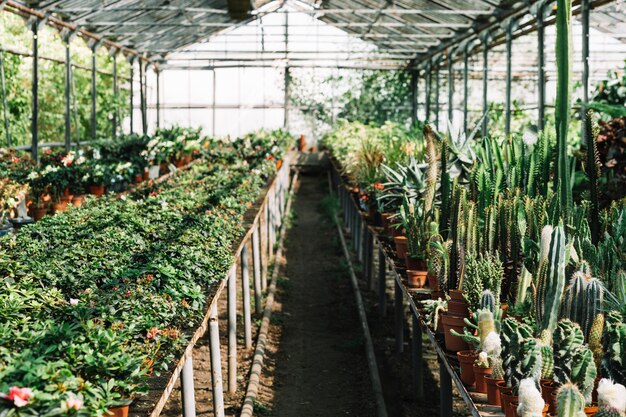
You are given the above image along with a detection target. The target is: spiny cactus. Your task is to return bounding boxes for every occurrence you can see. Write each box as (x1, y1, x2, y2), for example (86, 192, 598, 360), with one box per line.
(562, 269, 604, 341)
(478, 310, 496, 347)
(556, 383, 586, 417)
(517, 378, 546, 417)
(540, 343, 555, 380)
(501, 318, 534, 386)
(581, 278, 604, 338)
(536, 224, 567, 344)
(491, 355, 505, 379)
(512, 338, 543, 394)
(589, 313, 605, 370)
(480, 290, 496, 312)
(593, 407, 625, 417)
(553, 319, 585, 385)
(562, 269, 588, 325)
(597, 378, 626, 413)
(601, 311, 626, 386)
(570, 345, 597, 404)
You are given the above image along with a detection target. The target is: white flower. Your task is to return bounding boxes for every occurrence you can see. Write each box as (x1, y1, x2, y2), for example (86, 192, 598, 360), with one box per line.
(522, 129, 538, 146)
(597, 379, 626, 412)
(93, 149, 101, 160)
(27, 172, 39, 180)
(517, 378, 544, 417)
(69, 298, 79, 306)
(482, 332, 501, 355)
(478, 351, 488, 362)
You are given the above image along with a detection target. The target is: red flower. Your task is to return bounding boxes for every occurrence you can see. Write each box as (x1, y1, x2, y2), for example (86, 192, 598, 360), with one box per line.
(360, 195, 368, 201)
(146, 327, 160, 339)
(1, 386, 33, 408)
(372, 182, 384, 190)
(150, 191, 158, 197)
(266, 155, 274, 161)
(43, 149, 52, 155)
(11, 157, 19, 164)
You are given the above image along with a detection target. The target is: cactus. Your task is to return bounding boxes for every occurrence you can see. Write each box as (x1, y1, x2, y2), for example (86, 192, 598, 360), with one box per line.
(540, 343, 555, 380)
(581, 278, 604, 338)
(593, 407, 625, 417)
(570, 345, 597, 404)
(478, 310, 496, 347)
(501, 317, 534, 386)
(463, 255, 503, 312)
(556, 383, 586, 417)
(562, 269, 604, 341)
(517, 378, 546, 417)
(597, 378, 626, 413)
(589, 313, 605, 370)
(553, 319, 585, 385)
(562, 269, 588, 326)
(480, 289, 497, 312)
(535, 224, 567, 344)
(491, 355, 505, 379)
(601, 311, 626, 386)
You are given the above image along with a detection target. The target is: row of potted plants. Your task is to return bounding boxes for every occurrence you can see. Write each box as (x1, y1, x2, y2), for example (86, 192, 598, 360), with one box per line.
(0, 130, 294, 416)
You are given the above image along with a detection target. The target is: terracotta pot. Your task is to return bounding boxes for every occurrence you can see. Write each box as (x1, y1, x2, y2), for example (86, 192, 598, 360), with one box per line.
(393, 236, 408, 260)
(134, 175, 143, 183)
(448, 300, 470, 317)
(449, 289, 465, 302)
(174, 158, 185, 168)
(160, 162, 169, 174)
(142, 170, 150, 181)
(427, 273, 440, 290)
(404, 255, 426, 271)
(497, 381, 513, 412)
(107, 405, 129, 417)
(485, 375, 504, 406)
(431, 290, 445, 300)
(501, 303, 509, 319)
(390, 226, 404, 237)
(407, 270, 428, 288)
(52, 201, 68, 213)
(32, 207, 48, 221)
(60, 195, 73, 204)
(89, 184, 105, 197)
(502, 392, 519, 417)
(457, 350, 478, 386)
(72, 195, 85, 208)
(183, 154, 192, 164)
(584, 405, 598, 417)
(381, 213, 392, 232)
(276, 159, 283, 170)
(441, 313, 469, 352)
(541, 380, 558, 415)
(473, 365, 492, 393)
(63, 187, 71, 196)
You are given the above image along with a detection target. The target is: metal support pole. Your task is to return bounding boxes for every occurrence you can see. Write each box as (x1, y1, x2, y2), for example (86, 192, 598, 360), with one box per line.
(410, 70, 417, 126)
(283, 66, 289, 129)
(0, 48, 9, 146)
(180, 357, 196, 417)
(434, 60, 440, 130)
(366, 230, 374, 291)
(440, 360, 453, 417)
(412, 314, 424, 400)
(394, 279, 404, 355)
(447, 52, 453, 124)
(31, 23, 39, 162)
(208, 306, 225, 417)
(90, 44, 97, 140)
(378, 246, 386, 317)
(262, 203, 269, 289)
(139, 61, 146, 135)
(112, 53, 118, 138)
(129, 60, 134, 134)
(425, 62, 431, 121)
(156, 69, 161, 129)
(581, 0, 590, 145)
(481, 33, 490, 138)
(463, 46, 469, 134)
(537, 5, 546, 131)
(62, 42, 71, 151)
(505, 22, 513, 137)
(242, 244, 252, 349)
(212, 69, 216, 136)
(228, 265, 237, 394)
(252, 226, 262, 315)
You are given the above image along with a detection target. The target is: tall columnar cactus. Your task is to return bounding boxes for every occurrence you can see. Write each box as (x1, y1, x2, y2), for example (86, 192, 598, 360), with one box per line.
(556, 383, 587, 417)
(562, 267, 604, 341)
(478, 310, 496, 347)
(589, 313, 605, 371)
(570, 345, 597, 404)
(423, 124, 439, 216)
(562, 269, 588, 326)
(540, 343, 555, 380)
(480, 290, 496, 312)
(553, 319, 585, 385)
(581, 278, 604, 338)
(554, 0, 573, 220)
(535, 224, 567, 343)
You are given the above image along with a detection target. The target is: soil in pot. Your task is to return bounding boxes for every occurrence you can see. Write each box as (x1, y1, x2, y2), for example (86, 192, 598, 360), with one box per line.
(473, 365, 492, 393)
(406, 270, 428, 288)
(88, 184, 105, 197)
(393, 236, 408, 260)
(72, 195, 85, 208)
(457, 350, 478, 386)
(541, 380, 558, 415)
(107, 405, 129, 417)
(441, 313, 470, 352)
(485, 375, 504, 406)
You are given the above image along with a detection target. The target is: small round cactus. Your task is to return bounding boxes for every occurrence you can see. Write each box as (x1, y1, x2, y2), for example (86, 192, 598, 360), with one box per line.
(593, 407, 625, 417)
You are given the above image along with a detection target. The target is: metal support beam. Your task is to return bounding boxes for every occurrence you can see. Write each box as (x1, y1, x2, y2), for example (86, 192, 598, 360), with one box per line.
(212, 69, 216, 136)
(378, 246, 386, 317)
(241, 244, 252, 349)
(1, 48, 11, 146)
(180, 358, 196, 417)
(440, 360, 453, 417)
(425, 62, 431, 121)
(434, 59, 440, 130)
(129, 59, 134, 134)
(481, 32, 490, 138)
(581, 0, 590, 145)
(228, 265, 237, 395)
(208, 306, 225, 417)
(90, 43, 97, 140)
(447, 51, 454, 124)
(504, 21, 514, 137)
(156, 69, 160, 129)
(537, 6, 546, 131)
(283, 67, 289, 129)
(410, 69, 417, 126)
(412, 314, 424, 400)
(463, 46, 469, 133)
(112, 52, 118, 137)
(31, 23, 39, 162)
(139, 61, 147, 134)
(394, 279, 404, 355)
(64, 41, 71, 151)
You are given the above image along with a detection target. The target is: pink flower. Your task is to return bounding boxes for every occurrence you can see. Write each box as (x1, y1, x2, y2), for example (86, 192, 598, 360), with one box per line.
(146, 327, 160, 339)
(65, 395, 82, 410)
(1, 386, 33, 407)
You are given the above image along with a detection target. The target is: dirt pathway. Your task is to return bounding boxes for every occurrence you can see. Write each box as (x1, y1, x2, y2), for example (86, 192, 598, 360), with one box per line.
(268, 173, 376, 417)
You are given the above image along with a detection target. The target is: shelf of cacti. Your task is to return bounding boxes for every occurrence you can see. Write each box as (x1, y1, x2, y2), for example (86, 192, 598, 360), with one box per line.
(322, 117, 626, 417)
(0, 129, 295, 416)
(0, 126, 206, 230)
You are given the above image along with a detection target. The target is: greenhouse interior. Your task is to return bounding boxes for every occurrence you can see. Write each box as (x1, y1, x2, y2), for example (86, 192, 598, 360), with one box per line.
(0, 0, 626, 416)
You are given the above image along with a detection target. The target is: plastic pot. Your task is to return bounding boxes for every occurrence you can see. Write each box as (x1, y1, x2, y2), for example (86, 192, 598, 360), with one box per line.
(485, 375, 504, 406)
(584, 405, 598, 417)
(407, 270, 428, 288)
(441, 313, 470, 352)
(457, 350, 477, 386)
(473, 365, 492, 393)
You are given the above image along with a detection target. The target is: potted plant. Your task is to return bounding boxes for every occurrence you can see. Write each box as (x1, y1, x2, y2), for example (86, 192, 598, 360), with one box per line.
(85, 161, 108, 197)
(397, 195, 435, 288)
